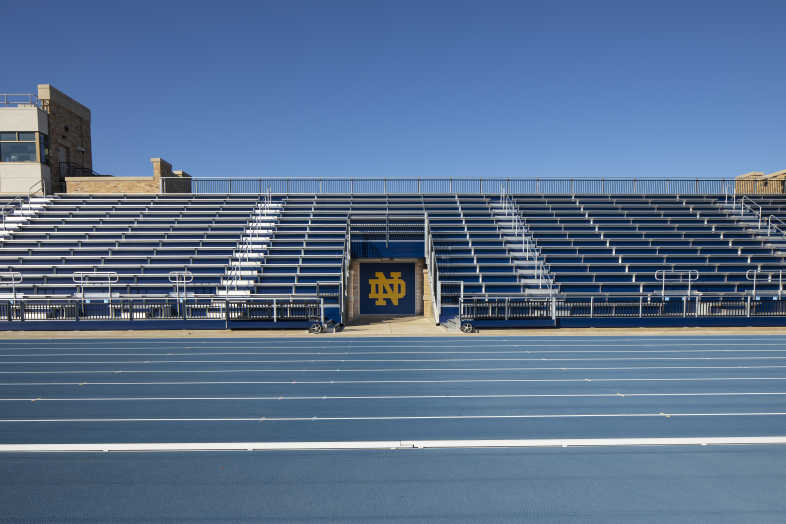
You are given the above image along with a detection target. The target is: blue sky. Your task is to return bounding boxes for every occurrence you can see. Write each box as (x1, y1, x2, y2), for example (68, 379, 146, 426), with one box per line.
(5, 1, 785, 179)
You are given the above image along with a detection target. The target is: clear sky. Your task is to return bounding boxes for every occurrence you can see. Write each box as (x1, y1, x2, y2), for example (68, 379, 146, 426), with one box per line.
(4, 0, 784, 179)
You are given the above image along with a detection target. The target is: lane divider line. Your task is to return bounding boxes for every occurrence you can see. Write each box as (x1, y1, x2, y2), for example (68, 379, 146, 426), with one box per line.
(2, 436, 786, 453)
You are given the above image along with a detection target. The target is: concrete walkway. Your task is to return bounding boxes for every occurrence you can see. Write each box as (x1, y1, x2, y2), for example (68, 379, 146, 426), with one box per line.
(2, 315, 786, 338)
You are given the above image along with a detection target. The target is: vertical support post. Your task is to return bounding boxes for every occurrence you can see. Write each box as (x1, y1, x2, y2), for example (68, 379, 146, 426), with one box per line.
(590, 296, 594, 318)
(639, 296, 643, 318)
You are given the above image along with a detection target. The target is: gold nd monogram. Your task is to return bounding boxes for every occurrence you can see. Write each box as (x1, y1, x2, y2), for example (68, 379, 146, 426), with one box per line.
(368, 272, 407, 306)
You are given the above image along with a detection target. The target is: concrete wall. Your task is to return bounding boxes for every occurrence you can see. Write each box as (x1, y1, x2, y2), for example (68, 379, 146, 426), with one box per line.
(0, 164, 49, 193)
(0, 106, 48, 134)
(347, 258, 424, 322)
(66, 157, 191, 194)
(0, 106, 49, 194)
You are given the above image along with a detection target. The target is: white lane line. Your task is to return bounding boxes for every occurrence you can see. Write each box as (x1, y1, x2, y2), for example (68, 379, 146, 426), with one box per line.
(3, 377, 786, 386)
(2, 392, 786, 402)
(3, 436, 786, 452)
(4, 365, 786, 374)
(3, 412, 786, 423)
(1, 341, 785, 351)
(6, 356, 786, 364)
(6, 349, 786, 357)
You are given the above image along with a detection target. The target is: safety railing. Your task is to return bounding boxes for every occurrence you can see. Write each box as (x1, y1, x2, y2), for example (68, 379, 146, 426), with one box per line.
(0, 94, 39, 107)
(168, 270, 194, 315)
(746, 269, 784, 298)
(767, 215, 786, 238)
(0, 272, 23, 301)
(424, 214, 442, 321)
(1, 179, 45, 230)
(341, 218, 351, 323)
(655, 269, 699, 296)
(731, 195, 763, 228)
(458, 293, 786, 325)
(0, 296, 325, 325)
(161, 177, 743, 195)
(72, 271, 119, 303)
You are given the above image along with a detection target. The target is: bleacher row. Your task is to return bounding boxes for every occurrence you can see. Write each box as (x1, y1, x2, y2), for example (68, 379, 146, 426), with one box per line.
(1, 193, 786, 319)
(512, 195, 786, 295)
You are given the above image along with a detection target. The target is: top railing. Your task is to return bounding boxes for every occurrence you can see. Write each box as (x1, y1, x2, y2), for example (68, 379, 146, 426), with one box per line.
(159, 177, 771, 195)
(0, 94, 40, 107)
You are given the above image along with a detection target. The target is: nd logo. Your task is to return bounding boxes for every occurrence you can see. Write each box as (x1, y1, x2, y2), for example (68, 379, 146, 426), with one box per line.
(368, 272, 407, 306)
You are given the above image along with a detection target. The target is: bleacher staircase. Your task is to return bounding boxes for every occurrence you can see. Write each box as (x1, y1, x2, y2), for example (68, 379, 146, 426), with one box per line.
(0, 197, 51, 239)
(487, 194, 554, 295)
(219, 196, 284, 296)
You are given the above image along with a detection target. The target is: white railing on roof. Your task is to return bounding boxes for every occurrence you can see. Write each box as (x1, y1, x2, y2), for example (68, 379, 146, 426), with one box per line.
(161, 177, 747, 195)
(0, 94, 39, 107)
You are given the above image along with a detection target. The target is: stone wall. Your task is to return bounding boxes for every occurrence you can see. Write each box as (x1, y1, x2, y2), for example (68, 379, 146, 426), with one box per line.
(736, 170, 786, 195)
(38, 84, 92, 193)
(65, 157, 191, 194)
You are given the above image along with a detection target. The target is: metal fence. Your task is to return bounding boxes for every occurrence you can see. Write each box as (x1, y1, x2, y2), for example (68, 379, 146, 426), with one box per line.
(160, 177, 768, 195)
(459, 294, 786, 323)
(0, 297, 324, 324)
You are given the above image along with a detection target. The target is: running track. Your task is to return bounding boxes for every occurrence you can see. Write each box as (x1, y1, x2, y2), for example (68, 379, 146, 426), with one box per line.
(1, 335, 785, 522)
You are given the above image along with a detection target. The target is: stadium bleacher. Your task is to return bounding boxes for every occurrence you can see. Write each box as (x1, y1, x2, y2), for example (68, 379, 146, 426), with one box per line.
(1, 183, 786, 330)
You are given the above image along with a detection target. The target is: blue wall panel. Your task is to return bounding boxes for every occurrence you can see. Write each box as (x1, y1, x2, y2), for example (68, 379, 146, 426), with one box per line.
(359, 262, 415, 315)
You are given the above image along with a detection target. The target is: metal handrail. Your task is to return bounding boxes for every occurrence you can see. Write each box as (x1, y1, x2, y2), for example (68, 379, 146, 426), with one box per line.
(72, 271, 119, 305)
(746, 269, 784, 298)
(0, 94, 39, 107)
(767, 215, 786, 238)
(424, 214, 442, 322)
(168, 270, 194, 314)
(341, 217, 351, 324)
(733, 195, 763, 228)
(655, 269, 699, 296)
(0, 272, 23, 301)
(160, 177, 739, 196)
(1, 179, 45, 232)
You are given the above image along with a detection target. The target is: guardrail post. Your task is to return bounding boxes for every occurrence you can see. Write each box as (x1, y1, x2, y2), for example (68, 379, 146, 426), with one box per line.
(639, 296, 643, 317)
(746, 295, 751, 318)
(590, 297, 594, 318)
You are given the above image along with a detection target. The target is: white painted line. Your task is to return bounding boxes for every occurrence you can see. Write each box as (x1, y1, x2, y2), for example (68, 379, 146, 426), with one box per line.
(1, 392, 784, 402)
(5, 348, 786, 357)
(3, 376, 786, 386)
(6, 356, 786, 364)
(2, 411, 786, 423)
(3, 365, 786, 374)
(2, 436, 786, 453)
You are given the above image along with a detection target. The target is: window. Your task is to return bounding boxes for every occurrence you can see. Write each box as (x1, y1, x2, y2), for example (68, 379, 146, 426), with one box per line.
(0, 132, 37, 162)
(39, 133, 48, 164)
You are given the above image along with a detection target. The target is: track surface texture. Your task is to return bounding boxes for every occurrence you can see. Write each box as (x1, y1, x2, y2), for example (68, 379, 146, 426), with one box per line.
(1, 335, 785, 522)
